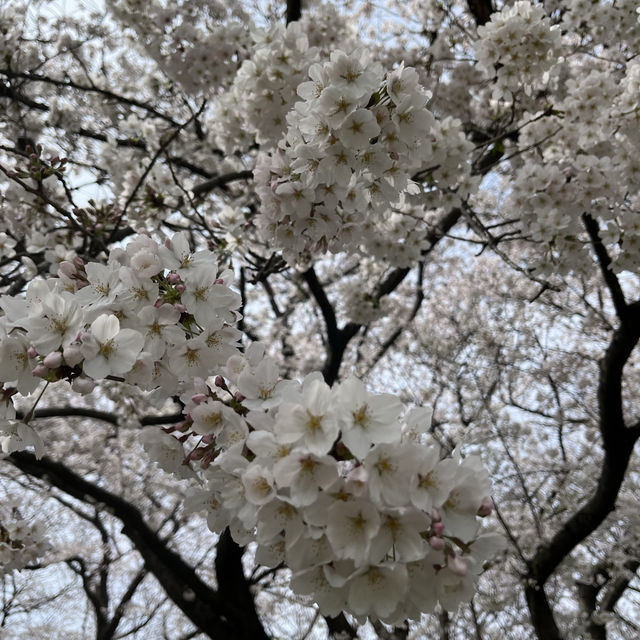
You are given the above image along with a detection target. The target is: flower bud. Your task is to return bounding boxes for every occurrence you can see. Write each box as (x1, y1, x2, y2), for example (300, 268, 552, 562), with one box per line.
(27, 347, 38, 359)
(32, 364, 49, 378)
(175, 284, 186, 293)
(58, 261, 76, 278)
(167, 272, 181, 284)
(174, 303, 186, 313)
(477, 497, 493, 517)
(432, 521, 445, 536)
(63, 344, 84, 367)
(191, 393, 208, 405)
(431, 508, 441, 523)
(429, 536, 445, 550)
(43, 352, 63, 368)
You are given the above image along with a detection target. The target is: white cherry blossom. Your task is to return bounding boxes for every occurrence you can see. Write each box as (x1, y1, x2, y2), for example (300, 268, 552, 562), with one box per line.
(80, 314, 144, 379)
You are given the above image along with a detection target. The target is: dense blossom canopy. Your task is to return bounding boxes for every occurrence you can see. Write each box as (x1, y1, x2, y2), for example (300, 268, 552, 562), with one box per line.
(0, 0, 639, 639)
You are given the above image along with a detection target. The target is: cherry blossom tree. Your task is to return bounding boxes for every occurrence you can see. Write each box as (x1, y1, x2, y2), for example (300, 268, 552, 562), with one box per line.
(0, 0, 639, 638)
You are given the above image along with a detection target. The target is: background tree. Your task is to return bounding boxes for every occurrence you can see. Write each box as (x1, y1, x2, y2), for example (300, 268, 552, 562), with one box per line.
(0, 0, 639, 639)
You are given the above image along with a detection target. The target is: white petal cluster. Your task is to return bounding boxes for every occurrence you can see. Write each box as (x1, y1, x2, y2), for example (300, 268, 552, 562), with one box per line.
(254, 54, 437, 264)
(0, 241, 500, 619)
(179, 353, 501, 623)
(506, 60, 640, 275)
(211, 22, 321, 152)
(475, 1, 562, 100)
(0, 231, 242, 456)
(0, 502, 51, 578)
(107, 0, 251, 95)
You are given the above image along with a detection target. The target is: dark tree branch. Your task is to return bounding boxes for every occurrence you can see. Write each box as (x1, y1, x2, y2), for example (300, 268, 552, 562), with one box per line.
(600, 559, 640, 613)
(1, 69, 180, 125)
(214, 529, 270, 640)
(365, 262, 425, 375)
(6, 451, 262, 639)
(103, 569, 147, 640)
(66, 555, 109, 632)
(466, 0, 494, 26)
(286, 0, 302, 23)
(302, 266, 338, 337)
(17, 406, 183, 427)
(325, 612, 357, 639)
(0, 83, 48, 110)
(582, 213, 627, 319)
(576, 574, 607, 640)
(306, 207, 462, 385)
(525, 300, 640, 640)
(191, 170, 253, 197)
(18, 407, 119, 426)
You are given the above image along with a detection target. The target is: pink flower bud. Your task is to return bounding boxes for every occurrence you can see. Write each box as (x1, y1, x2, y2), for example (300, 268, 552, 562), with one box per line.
(429, 536, 445, 550)
(43, 352, 63, 368)
(174, 303, 186, 313)
(72, 255, 85, 268)
(175, 284, 186, 293)
(63, 344, 84, 367)
(477, 497, 493, 517)
(191, 393, 208, 405)
(58, 261, 76, 278)
(432, 521, 445, 536)
(234, 391, 245, 402)
(448, 555, 468, 577)
(214, 375, 227, 389)
(32, 364, 49, 378)
(167, 272, 181, 284)
(431, 508, 441, 523)
(214, 278, 224, 284)
(27, 347, 38, 359)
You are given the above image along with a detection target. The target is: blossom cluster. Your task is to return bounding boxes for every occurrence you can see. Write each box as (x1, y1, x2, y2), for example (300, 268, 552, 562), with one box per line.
(107, 0, 250, 95)
(475, 1, 562, 100)
(254, 51, 438, 264)
(507, 59, 640, 275)
(148, 345, 503, 623)
(210, 6, 358, 153)
(562, 0, 640, 52)
(0, 235, 499, 619)
(0, 231, 242, 456)
(0, 505, 51, 578)
(0, 2, 41, 73)
(211, 22, 320, 152)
